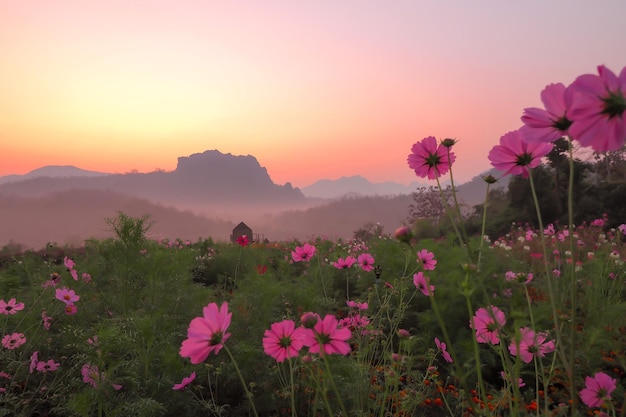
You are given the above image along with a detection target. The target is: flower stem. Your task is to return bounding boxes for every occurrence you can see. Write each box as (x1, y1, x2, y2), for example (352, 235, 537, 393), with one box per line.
(527, 169, 570, 381)
(223, 345, 259, 417)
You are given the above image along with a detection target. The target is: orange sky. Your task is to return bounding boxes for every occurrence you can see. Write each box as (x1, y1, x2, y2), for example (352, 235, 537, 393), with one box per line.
(1, 1, 624, 187)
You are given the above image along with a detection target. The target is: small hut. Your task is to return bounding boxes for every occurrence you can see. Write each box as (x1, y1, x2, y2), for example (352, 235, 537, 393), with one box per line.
(231, 222, 252, 243)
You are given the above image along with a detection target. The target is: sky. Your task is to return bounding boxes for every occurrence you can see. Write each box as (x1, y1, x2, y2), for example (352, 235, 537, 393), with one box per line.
(1, 1, 624, 188)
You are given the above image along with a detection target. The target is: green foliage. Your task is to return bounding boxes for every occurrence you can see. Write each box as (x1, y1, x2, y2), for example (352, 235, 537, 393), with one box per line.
(1, 214, 624, 416)
(105, 211, 154, 250)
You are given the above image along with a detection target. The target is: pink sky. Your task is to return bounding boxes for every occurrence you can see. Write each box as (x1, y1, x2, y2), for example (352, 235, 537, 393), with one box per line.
(1, 1, 624, 187)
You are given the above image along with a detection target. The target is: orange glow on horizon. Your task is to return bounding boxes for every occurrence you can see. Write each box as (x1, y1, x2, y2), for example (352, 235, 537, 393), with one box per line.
(1, 2, 624, 187)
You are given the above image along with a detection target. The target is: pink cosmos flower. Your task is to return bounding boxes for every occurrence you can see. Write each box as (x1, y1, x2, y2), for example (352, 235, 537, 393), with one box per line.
(508, 327, 555, 363)
(55, 287, 80, 305)
(302, 314, 352, 355)
(500, 371, 526, 388)
(179, 302, 232, 364)
(291, 243, 316, 262)
(333, 256, 356, 269)
(63, 256, 75, 270)
(470, 306, 506, 345)
(346, 300, 368, 310)
(236, 235, 249, 247)
(36, 359, 60, 373)
(520, 83, 572, 143)
(2, 332, 27, 350)
(69, 269, 78, 281)
(30, 351, 39, 373)
(413, 272, 435, 296)
(172, 371, 196, 390)
(64, 304, 78, 315)
(0, 298, 25, 315)
(568, 65, 626, 152)
(488, 130, 554, 178)
(82, 273, 92, 283)
(407, 136, 456, 180)
(417, 249, 437, 271)
(357, 253, 375, 272)
(339, 313, 371, 337)
(42, 272, 62, 288)
(81, 363, 100, 388)
(618, 224, 626, 234)
(579, 371, 617, 408)
(434, 337, 453, 363)
(262, 319, 306, 362)
(398, 329, 411, 338)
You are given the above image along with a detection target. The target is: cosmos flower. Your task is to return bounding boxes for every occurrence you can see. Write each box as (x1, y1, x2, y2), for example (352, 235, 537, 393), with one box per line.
(407, 136, 456, 180)
(172, 372, 196, 390)
(568, 65, 626, 152)
(488, 130, 553, 178)
(417, 249, 437, 271)
(357, 253, 375, 272)
(470, 306, 506, 345)
(291, 243, 316, 262)
(434, 337, 453, 363)
(55, 288, 80, 305)
(262, 319, 306, 362)
(333, 256, 356, 269)
(236, 235, 249, 247)
(520, 82, 572, 143)
(179, 302, 232, 364)
(508, 327, 555, 363)
(413, 272, 435, 296)
(302, 314, 351, 356)
(0, 298, 25, 315)
(579, 372, 617, 408)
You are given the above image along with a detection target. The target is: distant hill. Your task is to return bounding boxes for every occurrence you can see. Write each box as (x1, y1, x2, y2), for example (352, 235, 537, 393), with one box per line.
(299, 170, 509, 206)
(0, 150, 308, 220)
(0, 165, 110, 185)
(255, 194, 413, 241)
(300, 175, 427, 199)
(0, 189, 235, 249)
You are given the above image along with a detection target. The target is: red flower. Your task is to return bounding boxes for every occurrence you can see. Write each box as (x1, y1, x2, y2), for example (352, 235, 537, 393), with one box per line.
(236, 235, 249, 247)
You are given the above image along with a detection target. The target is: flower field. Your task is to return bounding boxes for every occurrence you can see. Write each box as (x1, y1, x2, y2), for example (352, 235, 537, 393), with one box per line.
(1, 64, 625, 416)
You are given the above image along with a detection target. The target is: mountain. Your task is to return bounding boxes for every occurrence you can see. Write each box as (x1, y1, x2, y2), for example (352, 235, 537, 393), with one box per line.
(0, 165, 110, 185)
(0, 150, 309, 220)
(300, 175, 426, 199)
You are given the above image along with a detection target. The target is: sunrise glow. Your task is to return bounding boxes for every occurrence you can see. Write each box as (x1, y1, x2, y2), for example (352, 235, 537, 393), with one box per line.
(1, 1, 624, 187)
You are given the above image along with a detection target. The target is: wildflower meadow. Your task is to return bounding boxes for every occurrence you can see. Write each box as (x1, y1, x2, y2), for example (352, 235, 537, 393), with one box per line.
(1, 64, 625, 416)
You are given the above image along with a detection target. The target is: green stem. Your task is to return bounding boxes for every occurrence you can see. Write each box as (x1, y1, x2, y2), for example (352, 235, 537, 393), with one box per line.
(476, 183, 491, 271)
(447, 148, 471, 249)
(223, 345, 259, 417)
(566, 140, 577, 407)
(527, 169, 571, 380)
(288, 358, 297, 417)
(321, 352, 349, 417)
(435, 176, 470, 262)
(465, 296, 487, 407)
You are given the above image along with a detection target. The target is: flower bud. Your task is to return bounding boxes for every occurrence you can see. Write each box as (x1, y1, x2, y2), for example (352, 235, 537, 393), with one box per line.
(482, 175, 498, 184)
(300, 312, 319, 329)
(394, 226, 413, 245)
(441, 138, 457, 148)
